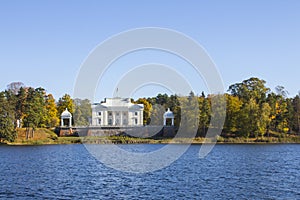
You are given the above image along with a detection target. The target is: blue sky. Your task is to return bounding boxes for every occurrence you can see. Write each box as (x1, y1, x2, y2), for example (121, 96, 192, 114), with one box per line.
(0, 0, 299, 101)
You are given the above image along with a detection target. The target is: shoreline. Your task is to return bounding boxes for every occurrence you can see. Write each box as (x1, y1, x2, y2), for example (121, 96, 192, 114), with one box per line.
(2, 128, 299, 146)
(4, 136, 300, 146)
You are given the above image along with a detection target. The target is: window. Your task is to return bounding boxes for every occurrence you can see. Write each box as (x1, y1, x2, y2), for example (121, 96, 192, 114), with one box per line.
(108, 111, 112, 116)
(98, 118, 101, 125)
(98, 112, 101, 116)
(135, 112, 138, 116)
(116, 112, 119, 116)
(135, 118, 138, 125)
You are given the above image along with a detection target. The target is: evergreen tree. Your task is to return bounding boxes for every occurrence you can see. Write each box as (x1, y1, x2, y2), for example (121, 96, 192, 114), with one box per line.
(0, 92, 17, 142)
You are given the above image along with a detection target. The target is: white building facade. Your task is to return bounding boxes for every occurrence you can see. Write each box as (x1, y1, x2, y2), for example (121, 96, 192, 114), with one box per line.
(91, 98, 144, 126)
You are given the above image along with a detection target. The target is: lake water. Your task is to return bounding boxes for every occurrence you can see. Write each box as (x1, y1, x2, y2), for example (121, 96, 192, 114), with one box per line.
(0, 144, 299, 199)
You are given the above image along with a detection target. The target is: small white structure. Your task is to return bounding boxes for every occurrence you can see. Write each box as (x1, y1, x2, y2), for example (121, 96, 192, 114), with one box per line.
(163, 108, 174, 126)
(92, 98, 144, 126)
(61, 108, 72, 127)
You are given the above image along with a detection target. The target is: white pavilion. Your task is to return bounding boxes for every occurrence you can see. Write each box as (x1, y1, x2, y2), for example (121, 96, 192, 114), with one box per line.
(163, 108, 174, 126)
(61, 108, 72, 127)
(91, 98, 144, 126)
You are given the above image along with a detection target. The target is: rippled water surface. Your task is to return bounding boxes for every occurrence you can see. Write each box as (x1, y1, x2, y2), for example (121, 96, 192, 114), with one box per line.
(0, 144, 299, 199)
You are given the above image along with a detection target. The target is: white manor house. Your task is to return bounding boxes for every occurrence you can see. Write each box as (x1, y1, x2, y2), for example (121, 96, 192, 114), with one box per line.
(91, 98, 144, 126)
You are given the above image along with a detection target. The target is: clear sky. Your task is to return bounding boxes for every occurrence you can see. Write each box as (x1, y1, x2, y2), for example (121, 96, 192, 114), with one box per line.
(1, 0, 299, 101)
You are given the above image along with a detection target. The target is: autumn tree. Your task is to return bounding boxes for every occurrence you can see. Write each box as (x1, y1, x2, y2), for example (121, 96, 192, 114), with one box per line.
(257, 102, 272, 139)
(224, 94, 242, 134)
(57, 94, 74, 118)
(44, 94, 59, 127)
(238, 98, 259, 138)
(136, 98, 152, 125)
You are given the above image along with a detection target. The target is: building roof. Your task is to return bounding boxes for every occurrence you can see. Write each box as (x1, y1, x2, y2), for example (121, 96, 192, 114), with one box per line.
(164, 108, 174, 118)
(93, 98, 144, 110)
(61, 108, 72, 118)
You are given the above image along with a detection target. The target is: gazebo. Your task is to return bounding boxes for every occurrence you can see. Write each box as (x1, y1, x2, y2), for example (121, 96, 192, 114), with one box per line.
(61, 108, 72, 127)
(163, 108, 174, 126)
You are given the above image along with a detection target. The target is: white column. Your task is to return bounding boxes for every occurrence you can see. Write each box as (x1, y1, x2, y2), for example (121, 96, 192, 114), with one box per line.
(171, 118, 174, 126)
(120, 112, 123, 126)
(163, 117, 166, 126)
(140, 111, 143, 125)
(61, 118, 64, 126)
(103, 111, 107, 125)
(69, 117, 72, 127)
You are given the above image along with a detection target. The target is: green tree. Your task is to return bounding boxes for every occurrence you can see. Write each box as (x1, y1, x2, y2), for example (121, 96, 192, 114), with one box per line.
(23, 87, 47, 138)
(292, 95, 300, 134)
(166, 95, 181, 127)
(228, 77, 270, 103)
(0, 92, 17, 142)
(198, 94, 211, 136)
(155, 93, 169, 105)
(73, 98, 92, 126)
(16, 87, 27, 126)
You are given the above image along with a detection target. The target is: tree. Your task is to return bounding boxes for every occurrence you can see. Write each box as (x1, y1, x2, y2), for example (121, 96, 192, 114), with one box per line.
(275, 85, 289, 98)
(57, 94, 74, 118)
(73, 98, 91, 126)
(178, 93, 199, 137)
(155, 93, 169, 105)
(44, 94, 59, 127)
(292, 95, 300, 134)
(238, 98, 259, 138)
(166, 95, 181, 127)
(224, 94, 242, 134)
(16, 87, 27, 126)
(257, 102, 272, 139)
(0, 92, 17, 142)
(149, 104, 165, 126)
(22, 87, 47, 138)
(228, 77, 270, 104)
(136, 98, 152, 125)
(7, 82, 25, 95)
(198, 95, 211, 136)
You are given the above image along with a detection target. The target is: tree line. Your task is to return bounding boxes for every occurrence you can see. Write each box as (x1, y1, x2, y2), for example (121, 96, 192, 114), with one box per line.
(1, 77, 300, 142)
(0, 82, 91, 142)
(137, 77, 300, 139)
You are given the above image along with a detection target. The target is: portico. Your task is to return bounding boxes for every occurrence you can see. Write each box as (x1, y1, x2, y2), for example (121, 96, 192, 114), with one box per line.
(92, 98, 144, 126)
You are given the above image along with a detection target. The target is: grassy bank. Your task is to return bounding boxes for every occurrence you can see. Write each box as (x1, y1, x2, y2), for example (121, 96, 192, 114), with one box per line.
(7, 128, 81, 145)
(4, 128, 300, 145)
